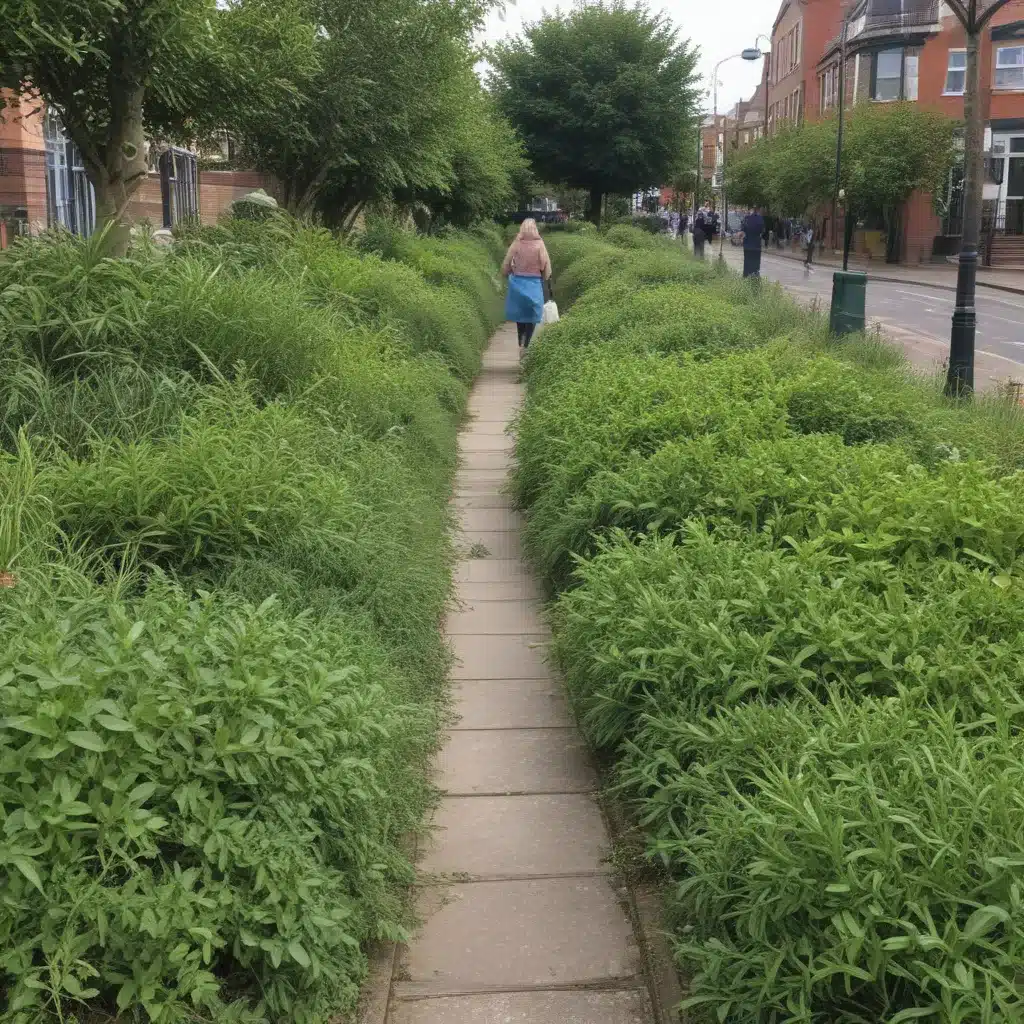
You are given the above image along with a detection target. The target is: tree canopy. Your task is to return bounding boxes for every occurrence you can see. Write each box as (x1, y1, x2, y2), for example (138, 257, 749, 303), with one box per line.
(234, 0, 495, 228)
(488, 0, 700, 224)
(0, 0, 315, 253)
(727, 103, 957, 258)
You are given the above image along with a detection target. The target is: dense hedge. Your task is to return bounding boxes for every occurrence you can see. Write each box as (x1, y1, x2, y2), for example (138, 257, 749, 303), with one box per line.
(516, 228, 1024, 1022)
(0, 216, 502, 1023)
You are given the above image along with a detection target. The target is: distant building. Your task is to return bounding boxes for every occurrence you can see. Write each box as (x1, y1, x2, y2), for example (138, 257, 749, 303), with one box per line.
(768, 0, 846, 134)
(814, 0, 1024, 264)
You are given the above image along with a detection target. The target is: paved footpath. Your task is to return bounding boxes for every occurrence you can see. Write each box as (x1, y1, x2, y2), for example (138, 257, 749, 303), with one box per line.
(384, 323, 653, 1024)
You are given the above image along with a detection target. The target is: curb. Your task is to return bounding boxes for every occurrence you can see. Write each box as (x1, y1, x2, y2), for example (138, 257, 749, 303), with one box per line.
(598, 786, 686, 1024)
(759, 250, 1024, 297)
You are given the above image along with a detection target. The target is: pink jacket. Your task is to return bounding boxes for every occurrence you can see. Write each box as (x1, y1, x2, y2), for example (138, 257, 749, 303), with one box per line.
(502, 237, 551, 279)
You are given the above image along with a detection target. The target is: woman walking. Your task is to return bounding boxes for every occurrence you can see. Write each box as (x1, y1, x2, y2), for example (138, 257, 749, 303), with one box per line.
(501, 218, 552, 357)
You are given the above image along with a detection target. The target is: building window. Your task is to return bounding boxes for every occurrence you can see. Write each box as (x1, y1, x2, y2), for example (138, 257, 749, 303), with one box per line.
(945, 50, 967, 94)
(158, 147, 199, 229)
(820, 64, 839, 114)
(996, 46, 1024, 89)
(43, 111, 96, 237)
(904, 54, 919, 101)
(874, 49, 904, 101)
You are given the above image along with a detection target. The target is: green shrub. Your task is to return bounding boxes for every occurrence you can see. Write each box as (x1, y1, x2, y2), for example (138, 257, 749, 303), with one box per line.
(514, 227, 1024, 1024)
(555, 527, 1024, 749)
(635, 692, 1024, 1023)
(0, 573, 438, 1024)
(0, 216, 498, 1022)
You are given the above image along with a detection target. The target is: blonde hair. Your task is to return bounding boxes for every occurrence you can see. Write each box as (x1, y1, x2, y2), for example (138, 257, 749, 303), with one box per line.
(517, 218, 541, 241)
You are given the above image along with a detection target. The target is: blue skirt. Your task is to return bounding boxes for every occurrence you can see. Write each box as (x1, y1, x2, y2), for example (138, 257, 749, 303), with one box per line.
(505, 274, 544, 324)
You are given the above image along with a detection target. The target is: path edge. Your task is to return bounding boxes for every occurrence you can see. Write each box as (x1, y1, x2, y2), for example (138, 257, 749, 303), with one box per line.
(599, 791, 687, 1024)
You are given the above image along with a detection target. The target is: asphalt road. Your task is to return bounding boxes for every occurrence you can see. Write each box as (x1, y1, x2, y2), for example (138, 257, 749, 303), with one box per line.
(719, 247, 1024, 390)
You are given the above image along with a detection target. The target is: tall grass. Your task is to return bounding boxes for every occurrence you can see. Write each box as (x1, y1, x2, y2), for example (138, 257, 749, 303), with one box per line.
(0, 215, 500, 1023)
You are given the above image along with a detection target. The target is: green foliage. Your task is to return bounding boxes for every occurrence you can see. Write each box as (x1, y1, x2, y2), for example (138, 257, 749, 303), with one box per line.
(236, 0, 495, 223)
(727, 104, 958, 224)
(0, 0, 314, 251)
(0, 217, 499, 1021)
(404, 79, 530, 229)
(514, 230, 1024, 1022)
(489, 0, 700, 223)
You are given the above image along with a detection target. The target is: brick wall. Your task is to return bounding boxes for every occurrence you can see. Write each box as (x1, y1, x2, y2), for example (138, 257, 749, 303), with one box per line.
(903, 188, 943, 265)
(199, 170, 282, 225)
(0, 147, 48, 230)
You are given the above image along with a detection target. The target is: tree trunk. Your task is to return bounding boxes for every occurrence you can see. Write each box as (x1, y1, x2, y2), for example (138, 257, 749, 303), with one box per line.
(588, 187, 603, 227)
(80, 82, 149, 258)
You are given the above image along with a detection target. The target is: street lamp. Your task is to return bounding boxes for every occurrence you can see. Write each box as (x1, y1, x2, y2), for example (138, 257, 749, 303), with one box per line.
(714, 46, 763, 262)
(944, 0, 1015, 397)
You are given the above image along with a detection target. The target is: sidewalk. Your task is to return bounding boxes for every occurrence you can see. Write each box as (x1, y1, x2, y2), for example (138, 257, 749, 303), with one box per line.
(376, 323, 654, 1024)
(751, 244, 1024, 295)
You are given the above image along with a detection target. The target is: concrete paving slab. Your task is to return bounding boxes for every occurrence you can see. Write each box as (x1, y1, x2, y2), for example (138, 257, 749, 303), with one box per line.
(449, 679, 571, 729)
(451, 494, 515, 510)
(389, 990, 651, 1024)
(454, 530, 521, 560)
(396, 877, 639, 996)
(454, 560, 532, 583)
(419, 794, 609, 879)
(436, 728, 595, 795)
(458, 434, 515, 453)
(456, 507, 522, 532)
(461, 451, 514, 472)
(446, 599, 544, 635)
(451, 634, 552, 679)
(454, 578, 544, 602)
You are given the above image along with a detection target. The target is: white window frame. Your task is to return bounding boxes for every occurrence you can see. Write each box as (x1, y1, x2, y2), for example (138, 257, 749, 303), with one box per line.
(996, 46, 1024, 90)
(874, 48, 904, 102)
(944, 49, 967, 95)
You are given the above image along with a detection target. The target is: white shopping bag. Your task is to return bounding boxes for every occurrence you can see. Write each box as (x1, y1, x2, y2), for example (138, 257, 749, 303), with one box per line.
(542, 300, 560, 325)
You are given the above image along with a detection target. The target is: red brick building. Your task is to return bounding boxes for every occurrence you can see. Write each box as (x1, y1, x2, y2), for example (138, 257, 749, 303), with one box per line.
(815, 0, 1024, 264)
(768, 0, 847, 134)
(0, 93, 279, 246)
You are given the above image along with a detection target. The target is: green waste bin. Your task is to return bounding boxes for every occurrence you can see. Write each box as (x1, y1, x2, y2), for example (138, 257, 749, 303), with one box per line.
(829, 270, 867, 336)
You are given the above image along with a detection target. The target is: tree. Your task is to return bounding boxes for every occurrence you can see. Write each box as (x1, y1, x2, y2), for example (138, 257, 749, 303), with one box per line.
(489, 0, 700, 226)
(403, 76, 530, 229)
(726, 105, 956, 259)
(842, 103, 957, 262)
(0, 0, 314, 255)
(237, 0, 492, 228)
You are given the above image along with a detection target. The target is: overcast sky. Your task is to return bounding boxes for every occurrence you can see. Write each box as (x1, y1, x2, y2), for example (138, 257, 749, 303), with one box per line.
(480, 0, 777, 115)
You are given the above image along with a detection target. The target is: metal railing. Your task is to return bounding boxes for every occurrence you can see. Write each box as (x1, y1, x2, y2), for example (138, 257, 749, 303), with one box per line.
(849, 1, 941, 39)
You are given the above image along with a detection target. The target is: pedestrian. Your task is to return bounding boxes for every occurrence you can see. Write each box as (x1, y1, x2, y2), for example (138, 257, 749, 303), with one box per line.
(693, 207, 707, 259)
(501, 218, 552, 359)
(803, 224, 815, 269)
(740, 206, 765, 279)
(679, 212, 689, 241)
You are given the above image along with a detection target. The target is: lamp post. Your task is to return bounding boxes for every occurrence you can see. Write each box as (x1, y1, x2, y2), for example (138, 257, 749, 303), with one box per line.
(945, 0, 1014, 397)
(714, 46, 764, 263)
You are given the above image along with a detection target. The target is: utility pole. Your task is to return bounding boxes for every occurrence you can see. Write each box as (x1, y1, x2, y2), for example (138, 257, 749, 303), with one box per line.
(945, 0, 1014, 396)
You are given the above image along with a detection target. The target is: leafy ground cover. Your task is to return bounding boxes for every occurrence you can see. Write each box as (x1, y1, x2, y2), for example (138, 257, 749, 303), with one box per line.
(518, 227, 1024, 1022)
(0, 216, 503, 1023)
